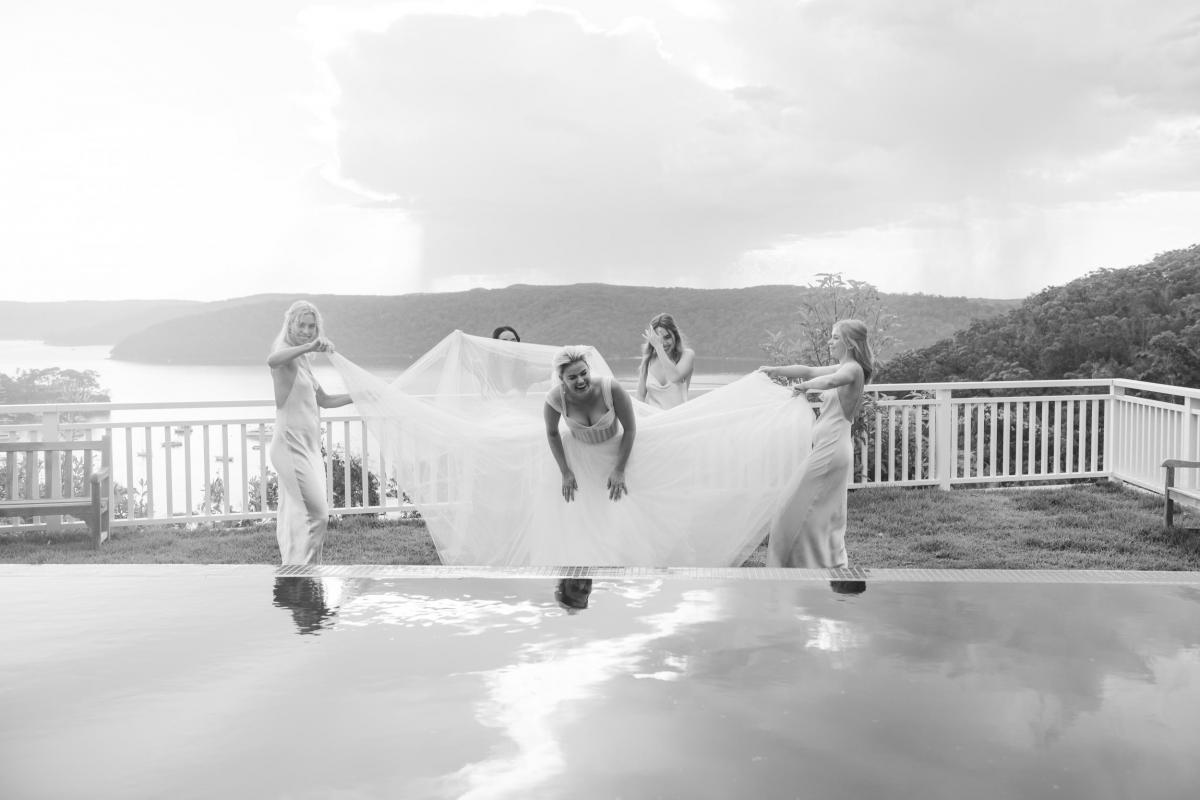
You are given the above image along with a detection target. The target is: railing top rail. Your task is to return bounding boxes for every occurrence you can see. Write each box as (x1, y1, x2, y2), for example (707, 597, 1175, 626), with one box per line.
(0, 399, 277, 414)
(3, 377, 1199, 415)
(868, 379, 1112, 392)
(1112, 378, 1200, 399)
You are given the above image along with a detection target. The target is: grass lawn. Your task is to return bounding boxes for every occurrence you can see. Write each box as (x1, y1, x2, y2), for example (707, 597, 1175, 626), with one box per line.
(3, 481, 1199, 570)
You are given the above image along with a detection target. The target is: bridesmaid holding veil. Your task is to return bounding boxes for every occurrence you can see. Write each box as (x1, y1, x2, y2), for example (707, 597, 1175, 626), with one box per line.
(636, 313, 695, 410)
(758, 319, 874, 569)
(267, 301, 352, 564)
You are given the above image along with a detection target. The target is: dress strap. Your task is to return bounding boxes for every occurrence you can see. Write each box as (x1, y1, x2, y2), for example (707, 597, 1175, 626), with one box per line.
(546, 383, 565, 414)
(600, 376, 614, 411)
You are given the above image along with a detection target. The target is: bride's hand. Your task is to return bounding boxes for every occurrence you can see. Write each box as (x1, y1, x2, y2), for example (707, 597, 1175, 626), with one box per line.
(561, 470, 578, 503)
(757, 365, 778, 378)
(607, 470, 627, 501)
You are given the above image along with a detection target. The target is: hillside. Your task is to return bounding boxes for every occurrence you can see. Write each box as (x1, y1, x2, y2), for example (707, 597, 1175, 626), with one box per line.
(94, 285, 1019, 365)
(0, 299, 202, 344)
(879, 244, 1200, 385)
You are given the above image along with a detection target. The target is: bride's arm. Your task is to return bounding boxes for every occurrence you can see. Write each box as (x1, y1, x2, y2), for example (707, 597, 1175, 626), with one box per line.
(611, 383, 636, 474)
(606, 383, 636, 500)
(544, 396, 577, 502)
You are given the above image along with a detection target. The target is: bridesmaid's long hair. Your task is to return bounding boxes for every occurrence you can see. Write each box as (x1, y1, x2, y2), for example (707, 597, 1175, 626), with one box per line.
(835, 319, 875, 384)
(639, 313, 684, 383)
(271, 301, 323, 379)
(273, 300, 324, 353)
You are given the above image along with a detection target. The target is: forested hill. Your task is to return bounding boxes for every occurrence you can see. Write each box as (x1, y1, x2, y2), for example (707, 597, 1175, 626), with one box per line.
(96, 285, 1017, 365)
(879, 244, 1200, 386)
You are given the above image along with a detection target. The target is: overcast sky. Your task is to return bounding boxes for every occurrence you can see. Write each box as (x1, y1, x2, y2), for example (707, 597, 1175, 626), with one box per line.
(4, 0, 1198, 302)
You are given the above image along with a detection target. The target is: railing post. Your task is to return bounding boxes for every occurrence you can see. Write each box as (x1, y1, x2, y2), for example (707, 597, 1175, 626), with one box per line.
(1105, 383, 1124, 482)
(1180, 396, 1200, 491)
(41, 410, 63, 531)
(935, 388, 953, 490)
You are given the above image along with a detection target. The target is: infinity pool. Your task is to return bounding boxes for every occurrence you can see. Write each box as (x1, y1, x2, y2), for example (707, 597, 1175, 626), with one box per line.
(2, 565, 1199, 799)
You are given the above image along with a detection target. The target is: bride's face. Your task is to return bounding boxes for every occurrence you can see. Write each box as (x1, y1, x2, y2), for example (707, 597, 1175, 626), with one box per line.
(561, 360, 591, 395)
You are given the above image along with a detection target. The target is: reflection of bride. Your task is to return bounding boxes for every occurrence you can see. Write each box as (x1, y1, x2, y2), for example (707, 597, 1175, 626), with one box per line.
(332, 331, 813, 567)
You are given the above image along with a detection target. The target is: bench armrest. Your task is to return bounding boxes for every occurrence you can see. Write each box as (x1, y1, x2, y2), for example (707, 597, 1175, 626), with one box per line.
(90, 467, 111, 487)
(1162, 459, 1200, 470)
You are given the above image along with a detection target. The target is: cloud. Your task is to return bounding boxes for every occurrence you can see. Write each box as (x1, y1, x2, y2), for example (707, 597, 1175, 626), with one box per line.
(325, 0, 1200, 295)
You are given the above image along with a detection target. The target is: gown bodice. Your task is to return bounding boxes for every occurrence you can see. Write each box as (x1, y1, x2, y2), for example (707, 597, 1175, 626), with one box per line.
(548, 377, 620, 444)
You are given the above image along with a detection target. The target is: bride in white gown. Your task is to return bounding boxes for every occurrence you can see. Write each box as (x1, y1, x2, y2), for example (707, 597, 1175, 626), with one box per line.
(330, 330, 814, 567)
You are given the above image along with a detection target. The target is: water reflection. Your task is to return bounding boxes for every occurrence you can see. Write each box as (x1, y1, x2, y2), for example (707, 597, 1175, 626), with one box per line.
(272, 577, 338, 635)
(440, 582, 725, 798)
(554, 578, 593, 611)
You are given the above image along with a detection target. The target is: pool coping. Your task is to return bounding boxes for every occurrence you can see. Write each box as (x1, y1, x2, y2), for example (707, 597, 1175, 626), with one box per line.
(2, 564, 1200, 584)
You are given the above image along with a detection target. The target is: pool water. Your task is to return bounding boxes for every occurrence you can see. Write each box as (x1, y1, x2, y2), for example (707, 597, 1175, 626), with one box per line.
(2, 566, 1199, 799)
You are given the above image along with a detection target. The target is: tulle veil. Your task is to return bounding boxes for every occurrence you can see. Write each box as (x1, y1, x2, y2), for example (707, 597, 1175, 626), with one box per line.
(331, 330, 813, 566)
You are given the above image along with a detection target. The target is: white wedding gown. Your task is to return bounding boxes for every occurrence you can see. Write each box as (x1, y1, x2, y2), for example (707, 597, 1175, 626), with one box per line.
(331, 331, 814, 567)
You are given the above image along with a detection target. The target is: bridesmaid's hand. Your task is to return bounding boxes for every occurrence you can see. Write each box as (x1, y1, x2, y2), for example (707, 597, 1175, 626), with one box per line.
(607, 470, 627, 501)
(642, 328, 663, 351)
(757, 365, 779, 378)
(792, 382, 809, 397)
(561, 470, 578, 503)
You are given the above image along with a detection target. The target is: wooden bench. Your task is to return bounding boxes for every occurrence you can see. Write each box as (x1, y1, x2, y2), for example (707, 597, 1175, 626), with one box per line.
(0, 437, 111, 548)
(1162, 458, 1200, 528)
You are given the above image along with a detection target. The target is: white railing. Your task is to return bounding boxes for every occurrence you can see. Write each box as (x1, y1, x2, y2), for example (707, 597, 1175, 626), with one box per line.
(2, 378, 1198, 532)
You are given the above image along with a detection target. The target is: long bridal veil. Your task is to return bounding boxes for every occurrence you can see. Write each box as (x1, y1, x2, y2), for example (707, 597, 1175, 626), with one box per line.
(331, 331, 813, 567)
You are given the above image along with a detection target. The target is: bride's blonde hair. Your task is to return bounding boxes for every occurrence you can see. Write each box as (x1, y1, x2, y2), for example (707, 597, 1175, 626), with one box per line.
(551, 346, 590, 383)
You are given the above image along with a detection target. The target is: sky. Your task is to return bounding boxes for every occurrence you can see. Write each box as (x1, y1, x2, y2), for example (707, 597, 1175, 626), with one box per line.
(3, 0, 1199, 302)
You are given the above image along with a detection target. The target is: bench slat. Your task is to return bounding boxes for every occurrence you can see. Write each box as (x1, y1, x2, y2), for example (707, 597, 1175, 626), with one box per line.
(0, 498, 100, 516)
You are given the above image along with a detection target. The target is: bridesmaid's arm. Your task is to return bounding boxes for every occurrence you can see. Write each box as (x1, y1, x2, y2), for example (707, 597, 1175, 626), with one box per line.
(758, 363, 839, 381)
(797, 362, 863, 392)
(316, 386, 353, 409)
(268, 340, 319, 369)
(655, 347, 695, 385)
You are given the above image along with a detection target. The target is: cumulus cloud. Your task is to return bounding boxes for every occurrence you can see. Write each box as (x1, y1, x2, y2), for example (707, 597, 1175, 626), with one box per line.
(324, 0, 1200, 295)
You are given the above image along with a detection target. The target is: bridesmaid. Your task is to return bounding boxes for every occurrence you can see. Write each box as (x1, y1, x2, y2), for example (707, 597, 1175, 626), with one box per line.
(636, 313, 695, 409)
(758, 319, 874, 568)
(267, 301, 352, 564)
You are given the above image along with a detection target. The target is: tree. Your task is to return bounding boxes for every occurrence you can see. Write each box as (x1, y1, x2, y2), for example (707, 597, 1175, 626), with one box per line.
(0, 368, 111, 427)
(761, 273, 896, 369)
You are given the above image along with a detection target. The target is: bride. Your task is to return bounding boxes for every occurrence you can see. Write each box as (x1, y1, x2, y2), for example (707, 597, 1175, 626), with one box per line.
(331, 330, 813, 567)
